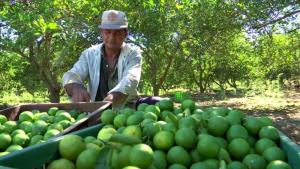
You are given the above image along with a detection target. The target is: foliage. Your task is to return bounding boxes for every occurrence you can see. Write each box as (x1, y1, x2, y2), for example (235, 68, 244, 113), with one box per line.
(0, 0, 299, 102)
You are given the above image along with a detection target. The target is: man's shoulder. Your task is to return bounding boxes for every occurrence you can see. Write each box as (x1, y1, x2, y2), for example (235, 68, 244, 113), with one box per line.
(123, 43, 142, 56)
(84, 44, 103, 53)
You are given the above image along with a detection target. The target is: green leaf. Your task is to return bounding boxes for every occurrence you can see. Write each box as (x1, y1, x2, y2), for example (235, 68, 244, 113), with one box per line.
(95, 147, 112, 169)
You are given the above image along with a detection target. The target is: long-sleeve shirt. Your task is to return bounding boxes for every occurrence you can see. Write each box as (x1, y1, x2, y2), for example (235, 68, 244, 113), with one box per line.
(62, 42, 142, 102)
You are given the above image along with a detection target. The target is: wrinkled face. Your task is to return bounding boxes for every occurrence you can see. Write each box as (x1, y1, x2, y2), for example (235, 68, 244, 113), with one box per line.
(101, 29, 127, 50)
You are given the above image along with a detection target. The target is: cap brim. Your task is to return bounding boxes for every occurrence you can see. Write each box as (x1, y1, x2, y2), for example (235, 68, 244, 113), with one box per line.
(99, 24, 128, 29)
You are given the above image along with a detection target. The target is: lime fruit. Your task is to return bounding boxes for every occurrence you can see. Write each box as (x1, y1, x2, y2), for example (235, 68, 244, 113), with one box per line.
(76, 149, 98, 169)
(6, 145, 23, 152)
(0, 133, 12, 151)
(59, 135, 85, 161)
(113, 114, 127, 128)
(44, 129, 60, 140)
(100, 109, 116, 125)
(175, 127, 197, 149)
(266, 160, 291, 169)
(226, 125, 249, 141)
(255, 138, 276, 154)
(129, 144, 154, 169)
(153, 131, 174, 150)
(228, 138, 250, 160)
(262, 146, 286, 162)
(259, 126, 279, 141)
(18, 111, 34, 122)
(167, 146, 191, 167)
(97, 127, 117, 141)
(48, 158, 75, 169)
(0, 115, 8, 124)
(208, 116, 229, 136)
(13, 133, 30, 147)
(197, 134, 220, 158)
(243, 154, 267, 169)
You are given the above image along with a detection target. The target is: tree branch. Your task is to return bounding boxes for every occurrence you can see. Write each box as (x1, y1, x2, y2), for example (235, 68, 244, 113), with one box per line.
(252, 9, 300, 29)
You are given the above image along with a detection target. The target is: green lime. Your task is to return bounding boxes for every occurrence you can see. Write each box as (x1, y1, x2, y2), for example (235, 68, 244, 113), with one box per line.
(59, 135, 85, 161)
(0, 133, 12, 150)
(266, 160, 291, 169)
(129, 144, 153, 169)
(167, 146, 191, 167)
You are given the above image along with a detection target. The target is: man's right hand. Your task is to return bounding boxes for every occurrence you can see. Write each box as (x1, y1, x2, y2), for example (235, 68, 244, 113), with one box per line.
(64, 83, 91, 102)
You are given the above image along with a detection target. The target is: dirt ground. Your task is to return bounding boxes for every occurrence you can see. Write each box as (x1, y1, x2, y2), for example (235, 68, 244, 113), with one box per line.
(195, 90, 300, 146)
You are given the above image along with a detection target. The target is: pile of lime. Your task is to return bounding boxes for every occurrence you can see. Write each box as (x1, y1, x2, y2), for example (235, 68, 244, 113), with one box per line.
(0, 107, 87, 156)
(92, 98, 292, 169)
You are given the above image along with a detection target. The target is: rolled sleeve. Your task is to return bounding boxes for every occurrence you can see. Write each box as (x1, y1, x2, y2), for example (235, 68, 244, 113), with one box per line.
(62, 50, 90, 87)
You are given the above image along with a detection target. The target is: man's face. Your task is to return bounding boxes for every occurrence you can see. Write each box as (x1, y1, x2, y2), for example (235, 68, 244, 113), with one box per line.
(101, 29, 127, 50)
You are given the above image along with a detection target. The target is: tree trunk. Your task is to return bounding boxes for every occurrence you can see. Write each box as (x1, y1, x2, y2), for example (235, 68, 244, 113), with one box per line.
(153, 85, 160, 96)
(49, 87, 61, 103)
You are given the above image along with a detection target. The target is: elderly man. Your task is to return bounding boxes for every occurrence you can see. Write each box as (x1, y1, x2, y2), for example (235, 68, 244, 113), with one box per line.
(62, 10, 142, 108)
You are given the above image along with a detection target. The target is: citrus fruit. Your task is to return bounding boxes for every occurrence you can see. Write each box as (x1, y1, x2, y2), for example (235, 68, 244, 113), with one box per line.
(266, 160, 291, 169)
(190, 149, 204, 162)
(48, 158, 75, 169)
(242, 154, 267, 169)
(137, 103, 149, 111)
(68, 109, 79, 119)
(111, 145, 132, 169)
(262, 146, 286, 162)
(191, 162, 212, 169)
(0, 115, 8, 124)
(167, 146, 191, 167)
(228, 109, 244, 119)
(120, 107, 135, 117)
(48, 107, 59, 116)
(84, 136, 96, 144)
(48, 123, 64, 131)
(97, 127, 117, 141)
(247, 135, 257, 147)
(244, 117, 263, 135)
(32, 120, 48, 135)
(100, 109, 116, 125)
(11, 129, 26, 137)
(0, 152, 9, 156)
(225, 115, 242, 125)
(204, 158, 219, 169)
(76, 149, 98, 169)
(227, 161, 247, 169)
(144, 112, 158, 121)
(163, 122, 177, 133)
(153, 131, 174, 150)
(19, 121, 33, 133)
(18, 111, 34, 122)
(129, 144, 153, 168)
(35, 112, 51, 123)
(59, 135, 85, 161)
(44, 129, 60, 140)
(175, 127, 197, 149)
(122, 125, 142, 139)
(0, 133, 12, 150)
(228, 138, 250, 160)
(54, 112, 72, 123)
(208, 116, 229, 136)
(152, 150, 167, 169)
(76, 113, 87, 121)
(122, 166, 140, 169)
(255, 138, 276, 154)
(29, 135, 44, 146)
(3, 121, 18, 133)
(126, 114, 143, 126)
(215, 137, 228, 149)
(197, 134, 220, 158)
(113, 114, 127, 128)
(226, 125, 249, 141)
(168, 164, 187, 169)
(145, 105, 160, 117)
(13, 133, 30, 147)
(143, 122, 161, 138)
(181, 99, 195, 111)
(178, 117, 197, 130)
(157, 99, 174, 111)
(6, 145, 23, 152)
(259, 126, 279, 141)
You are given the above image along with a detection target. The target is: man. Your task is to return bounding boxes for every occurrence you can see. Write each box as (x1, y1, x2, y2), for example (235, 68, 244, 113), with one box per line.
(62, 10, 142, 108)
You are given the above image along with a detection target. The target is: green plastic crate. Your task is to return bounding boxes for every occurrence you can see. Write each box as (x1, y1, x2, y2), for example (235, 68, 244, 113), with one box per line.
(0, 126, 299, 169)
(279, 131, 300, 169)
(0, 124, 103, 169)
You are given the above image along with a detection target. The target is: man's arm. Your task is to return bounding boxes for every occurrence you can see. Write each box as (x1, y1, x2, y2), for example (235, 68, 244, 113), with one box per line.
(103, 92, 128, 108)
(64, 83, 91, 102)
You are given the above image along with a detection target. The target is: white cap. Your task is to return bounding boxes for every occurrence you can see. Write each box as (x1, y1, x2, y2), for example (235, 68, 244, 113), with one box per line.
(99, 10, 128, 29)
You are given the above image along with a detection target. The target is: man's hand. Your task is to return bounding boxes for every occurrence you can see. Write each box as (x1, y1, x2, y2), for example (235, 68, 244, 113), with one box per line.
(104, 92, 128, 108)
(64, 83, 91, 102)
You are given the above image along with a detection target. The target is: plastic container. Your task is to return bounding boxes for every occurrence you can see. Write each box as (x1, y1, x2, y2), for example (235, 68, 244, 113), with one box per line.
(0, 124, 103, 169)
